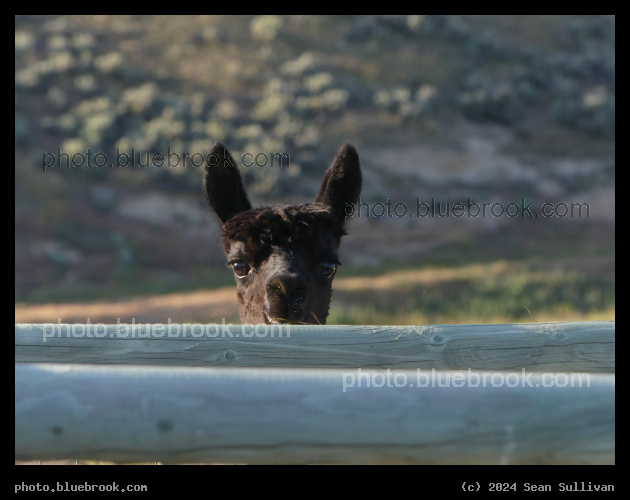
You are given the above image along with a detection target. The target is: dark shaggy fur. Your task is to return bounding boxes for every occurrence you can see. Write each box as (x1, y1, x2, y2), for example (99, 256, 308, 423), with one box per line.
(204, 142, 361, 325)
(221, 204, 346, 268)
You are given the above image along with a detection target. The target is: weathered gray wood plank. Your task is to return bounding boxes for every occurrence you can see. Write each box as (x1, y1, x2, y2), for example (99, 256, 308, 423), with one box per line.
(15, 363, 614, 464)
(15, 322, 615, 372)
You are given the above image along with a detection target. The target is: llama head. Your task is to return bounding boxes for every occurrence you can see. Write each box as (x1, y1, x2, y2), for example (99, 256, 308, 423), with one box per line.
(203, 142, 361, 324)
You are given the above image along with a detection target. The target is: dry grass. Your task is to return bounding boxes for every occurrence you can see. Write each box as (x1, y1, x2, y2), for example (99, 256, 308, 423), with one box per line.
(15, 287, 239, 324)
(15, 259, 614, 325)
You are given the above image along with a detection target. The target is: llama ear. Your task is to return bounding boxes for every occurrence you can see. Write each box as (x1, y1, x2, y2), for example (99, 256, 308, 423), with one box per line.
(315, 142, 362, 221)
(203, 142, 252, 224)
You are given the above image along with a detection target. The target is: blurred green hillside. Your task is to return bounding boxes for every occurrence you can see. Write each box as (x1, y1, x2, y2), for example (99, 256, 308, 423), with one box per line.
(15, 15, 614, 323)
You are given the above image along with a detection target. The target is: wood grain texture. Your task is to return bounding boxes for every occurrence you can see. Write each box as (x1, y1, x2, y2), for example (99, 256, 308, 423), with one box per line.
(15, 322, 615, 372)
(15, 363, 614, 464)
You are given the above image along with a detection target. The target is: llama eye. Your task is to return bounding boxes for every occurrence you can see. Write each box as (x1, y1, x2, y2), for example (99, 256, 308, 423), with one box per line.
(231, 261, 251, 278)
(319, 262, 337, 278)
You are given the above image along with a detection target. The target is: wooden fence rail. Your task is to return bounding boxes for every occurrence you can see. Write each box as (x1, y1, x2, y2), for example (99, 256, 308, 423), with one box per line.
(15, 363, 614, 465)
(14, 321, 615, 464)
(15, 321, 615, 372)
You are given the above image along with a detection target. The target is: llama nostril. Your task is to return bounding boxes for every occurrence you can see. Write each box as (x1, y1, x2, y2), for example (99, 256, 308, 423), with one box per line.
(289, 286, 307, 305)
(266, 282, 284, 296)
(265, 274, 308, 323)
(266, 274, 307, 299)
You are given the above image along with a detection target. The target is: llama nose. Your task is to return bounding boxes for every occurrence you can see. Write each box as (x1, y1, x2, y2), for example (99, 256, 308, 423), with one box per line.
(265, 273, 308, 323)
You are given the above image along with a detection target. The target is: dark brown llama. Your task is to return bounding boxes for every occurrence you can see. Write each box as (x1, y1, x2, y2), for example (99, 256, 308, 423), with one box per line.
(203, 142, 361, 324)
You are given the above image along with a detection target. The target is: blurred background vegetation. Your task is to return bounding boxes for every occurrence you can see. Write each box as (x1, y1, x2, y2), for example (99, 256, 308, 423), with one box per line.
(15, 15, 614, 325)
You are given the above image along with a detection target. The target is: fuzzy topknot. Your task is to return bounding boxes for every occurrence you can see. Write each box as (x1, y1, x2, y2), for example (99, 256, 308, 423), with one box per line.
(221, 203, 346, 249)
